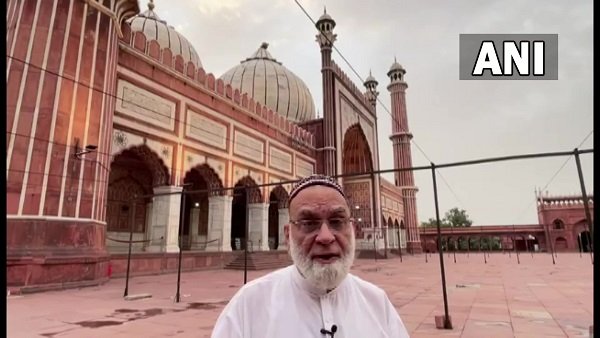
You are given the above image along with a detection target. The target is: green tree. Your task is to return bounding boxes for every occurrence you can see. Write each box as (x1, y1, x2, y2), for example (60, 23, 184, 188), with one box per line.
(444, 208, 473, 227)
(420, 217, 450, 228)
(420, 207, 473, 228)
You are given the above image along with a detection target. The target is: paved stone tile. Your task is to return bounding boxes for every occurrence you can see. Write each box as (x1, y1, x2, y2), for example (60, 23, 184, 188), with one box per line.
(461, 319, 515, 338)
(7, 253, 593, 337)
(414, 322, 462, 336)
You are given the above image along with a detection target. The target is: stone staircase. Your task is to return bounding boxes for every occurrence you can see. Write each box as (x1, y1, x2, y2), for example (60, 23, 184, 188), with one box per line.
(224, 251, 292, 271)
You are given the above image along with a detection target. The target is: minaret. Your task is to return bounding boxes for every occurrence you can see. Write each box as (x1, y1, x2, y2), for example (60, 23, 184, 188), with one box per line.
(364, 70, 379, 111)
(387, 59, 421, 253)
(315, 8, 337, 176)
(364, 70, 384, 244)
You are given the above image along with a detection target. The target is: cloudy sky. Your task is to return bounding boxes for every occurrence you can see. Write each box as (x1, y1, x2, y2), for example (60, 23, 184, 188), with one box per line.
(152, 0, 593, 225)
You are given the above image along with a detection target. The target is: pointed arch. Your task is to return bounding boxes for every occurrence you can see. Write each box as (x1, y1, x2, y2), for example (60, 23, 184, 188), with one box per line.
(106, 144, 169, 235)
(268, 185, 289, 250)
(270, 185, 289, 209)
(181, 163, 225, 248)
(234, 175, 262, 203)
(111, 144, 170, 186)
(342, 124, 374, 175)
(185, 163, 225, 196)
(576, 228, 592, 253)
(230, 175, 263, 250)
(573, 219, 589, 233)
(552, 218, 565, 230)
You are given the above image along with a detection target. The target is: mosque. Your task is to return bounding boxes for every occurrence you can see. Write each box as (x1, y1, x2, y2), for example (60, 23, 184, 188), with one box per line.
(6, 0, 422, 291)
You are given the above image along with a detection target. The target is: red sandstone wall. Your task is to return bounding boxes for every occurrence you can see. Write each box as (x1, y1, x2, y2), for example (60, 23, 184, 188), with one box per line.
(538, 200, 594, 251)
(117, 24, 317, 157)
(6, 0, 139, 289)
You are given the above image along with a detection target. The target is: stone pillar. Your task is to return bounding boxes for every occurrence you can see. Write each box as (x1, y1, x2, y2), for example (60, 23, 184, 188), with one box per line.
(401, 229, 407, 249)
(278, 208, 289, 250)
(248, 203, 269, 251)
(148, 185, 182, 253)
(206, 195, 233, 252)
(388, 228, 396, 249)
(142, 201, 153, 251)
(189, 208, 202, 250)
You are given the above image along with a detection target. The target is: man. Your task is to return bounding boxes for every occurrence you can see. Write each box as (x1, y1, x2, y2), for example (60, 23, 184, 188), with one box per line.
(212, 174, 410, 337)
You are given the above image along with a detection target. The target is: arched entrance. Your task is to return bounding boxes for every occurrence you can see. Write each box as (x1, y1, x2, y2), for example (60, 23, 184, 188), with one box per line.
(231, 176, 262, 250)
(447, 237, 457, 251)
(268, 185, 289, 250)
(492, 236, 502, 250)
(341, 124, 374, 234)
(106, 145, 169, 241)
(526, 235, 539, 252)
(342, 124, 373, 175)
(457, 237, 467, 251)
(399, 220, 406, 251)
(182, 164, 223, 250)
(386, 217, 395, 249)
(425, 239, 436, 253)
(578, 231, 592, 252)
(393, 219, 400, 250)
(469, 237, 480, 251)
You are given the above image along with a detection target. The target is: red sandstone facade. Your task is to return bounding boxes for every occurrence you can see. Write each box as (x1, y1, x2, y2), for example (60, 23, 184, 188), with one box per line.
(6, 3, 416, 291)
(7, 0, 139, 289)
(419, 193, 594, 253)
(537, 194, 594, 252)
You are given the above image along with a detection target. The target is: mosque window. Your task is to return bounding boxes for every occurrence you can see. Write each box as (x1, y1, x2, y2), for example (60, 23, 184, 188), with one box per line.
(553, 219, 565, 230)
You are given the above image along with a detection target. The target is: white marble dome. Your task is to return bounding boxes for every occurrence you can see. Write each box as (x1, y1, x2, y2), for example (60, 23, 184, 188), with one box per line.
(127, 2, 202, 69)
(220, 42, 316, 123)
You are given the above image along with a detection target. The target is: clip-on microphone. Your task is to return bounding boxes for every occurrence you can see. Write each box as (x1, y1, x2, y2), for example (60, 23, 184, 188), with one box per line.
(320, 324, 337, 337)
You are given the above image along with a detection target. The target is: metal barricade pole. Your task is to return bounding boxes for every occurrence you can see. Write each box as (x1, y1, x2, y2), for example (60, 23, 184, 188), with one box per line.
(175, 184, 190, 303)
(244, 188, 249, 284)
(124, 199, 136, 298)
(432, 163, 452, 329)
(574, 148, 594, 264)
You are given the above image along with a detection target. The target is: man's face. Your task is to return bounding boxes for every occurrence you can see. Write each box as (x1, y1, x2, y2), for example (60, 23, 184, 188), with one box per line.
(285, 185, 356, 289)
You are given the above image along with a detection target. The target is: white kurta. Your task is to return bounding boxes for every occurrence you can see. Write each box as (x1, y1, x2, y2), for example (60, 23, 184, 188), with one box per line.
(212, 265, 410, 338)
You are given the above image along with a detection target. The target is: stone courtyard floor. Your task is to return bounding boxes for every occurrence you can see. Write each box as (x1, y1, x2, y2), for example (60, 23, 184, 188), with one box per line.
(7, 252, 594, 337)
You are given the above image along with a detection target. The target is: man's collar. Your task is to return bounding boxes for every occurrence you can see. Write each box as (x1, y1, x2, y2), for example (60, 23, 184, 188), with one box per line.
(290, 265, 348, 298)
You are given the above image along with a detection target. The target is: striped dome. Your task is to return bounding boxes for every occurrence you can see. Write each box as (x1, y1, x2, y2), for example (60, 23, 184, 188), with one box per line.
(127, 2, 202, 69)
(220, 42, 316, 123)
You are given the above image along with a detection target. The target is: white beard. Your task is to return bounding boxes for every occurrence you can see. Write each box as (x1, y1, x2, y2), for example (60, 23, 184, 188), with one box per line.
(289, 234, 355, 291)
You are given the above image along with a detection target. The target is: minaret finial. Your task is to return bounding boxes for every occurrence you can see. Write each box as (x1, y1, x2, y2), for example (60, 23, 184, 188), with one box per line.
(369, 69, 372, 76)
(148, 0, 155, 11)
(394, 56, 397, 63)
(324, 6, 327, 14)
